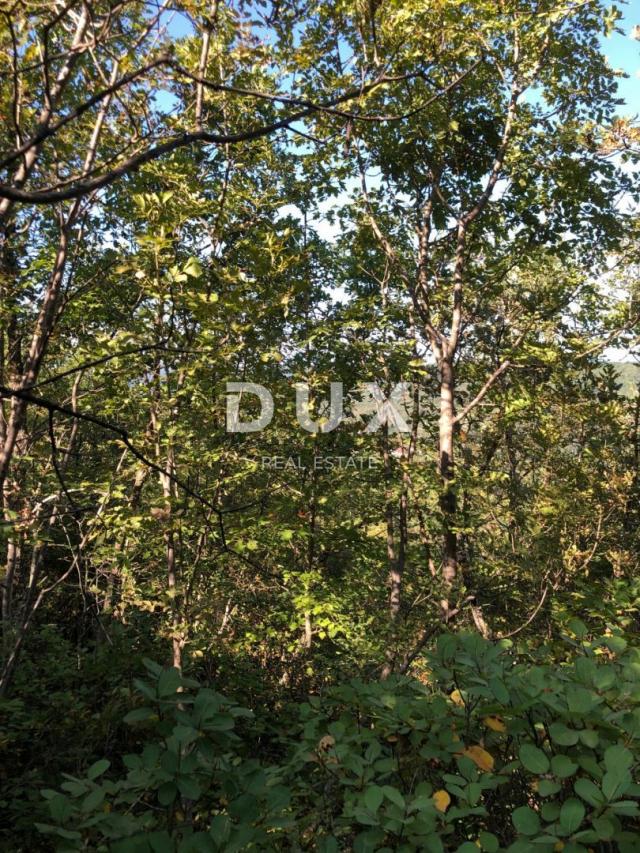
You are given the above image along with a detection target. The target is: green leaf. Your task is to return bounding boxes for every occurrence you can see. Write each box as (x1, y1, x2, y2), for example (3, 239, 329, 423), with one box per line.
(158, 667, 182, 697)
(551, 754, 578, 778)
(184, 257, 203, 278)
(48, 793, 72, 823)
(559, 798, 585, 833)
(123, 707, 155, 724)
(574, 777, 604, 806)
(602, 767, 631, 801)
(566, 686, 594, 714)
(567, 618, 588, 639)
(158, 782, 177, 806)
(422, 836, 444, 853)
(364, 785, 384, 813)
(549, 722, 579, 746)
(177, 775, 201, 800)
(478, 831, 499, 852)
(512, 806, 540, 835)
(541, 802, 560, 822)
(538, 779, 561, 797)
(148, 831, 174, 853)
(579, 729, 599, 748)
(604, 743, 633, 773)
(317, 838, 340, 853)
(86, 759, 110, 781)
(382, 786, 405, 809)
(488, 677, 510, 705)
(51, 828, 81, 840)
(519, 743, 550, 774)
(143, 658, 163, 677)
(609, 799, 640, 815)
(203, 713, 234, 732)
(436, 634, 457, 662)
(602, 635, 627, 654)
(592, 816, 615, 840)
(81, 788, 105, 812)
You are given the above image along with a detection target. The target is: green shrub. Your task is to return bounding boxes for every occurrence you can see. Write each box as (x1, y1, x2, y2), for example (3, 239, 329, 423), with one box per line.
(38, 631, 640, 851)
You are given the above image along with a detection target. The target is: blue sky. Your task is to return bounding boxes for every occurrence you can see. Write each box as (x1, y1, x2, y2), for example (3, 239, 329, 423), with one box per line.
(603, 2, 640, 114)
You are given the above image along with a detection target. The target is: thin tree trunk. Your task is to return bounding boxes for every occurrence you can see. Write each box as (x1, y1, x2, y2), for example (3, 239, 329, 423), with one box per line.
(303, 471, 317, 650)
(382, 421, 400, 619)
(439, 356, 457, 587)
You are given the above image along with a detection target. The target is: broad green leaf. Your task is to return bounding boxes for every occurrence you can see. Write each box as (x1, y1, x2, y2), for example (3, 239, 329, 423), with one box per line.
(559, 798, 585, 833)
(519, 743, 550, 774)
(574, 777, 604, 807)
(551, 754, 578, 778)
(364, 785, 384, 813)
(87, 760, 110, 781)
(512, 805, 540, 835)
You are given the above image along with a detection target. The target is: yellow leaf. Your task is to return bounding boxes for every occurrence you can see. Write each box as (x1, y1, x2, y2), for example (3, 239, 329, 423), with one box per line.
(483, 715, 506, 732)
(553, 844, 564, 852)
(463, 745, 495, 771)
(433, 789, 451, 813)
(450, 689, 464, 706)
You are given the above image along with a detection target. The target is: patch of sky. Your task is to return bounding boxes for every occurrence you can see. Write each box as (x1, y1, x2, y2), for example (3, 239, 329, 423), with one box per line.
(603, 4, 640, 114)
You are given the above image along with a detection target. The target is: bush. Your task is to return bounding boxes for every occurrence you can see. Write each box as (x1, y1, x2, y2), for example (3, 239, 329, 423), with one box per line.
(38, 631, 640, 851)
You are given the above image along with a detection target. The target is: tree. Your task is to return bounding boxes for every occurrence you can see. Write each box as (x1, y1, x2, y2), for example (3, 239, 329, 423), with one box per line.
(308, 0, 631, 621)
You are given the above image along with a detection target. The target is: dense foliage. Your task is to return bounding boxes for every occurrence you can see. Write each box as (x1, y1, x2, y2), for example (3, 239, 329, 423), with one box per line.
(0, 0, 639, 850)
(22, 622, 640, 852)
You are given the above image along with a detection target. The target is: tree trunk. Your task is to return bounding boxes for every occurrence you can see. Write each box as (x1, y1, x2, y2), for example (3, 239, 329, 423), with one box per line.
(439, 356, 457, 586)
